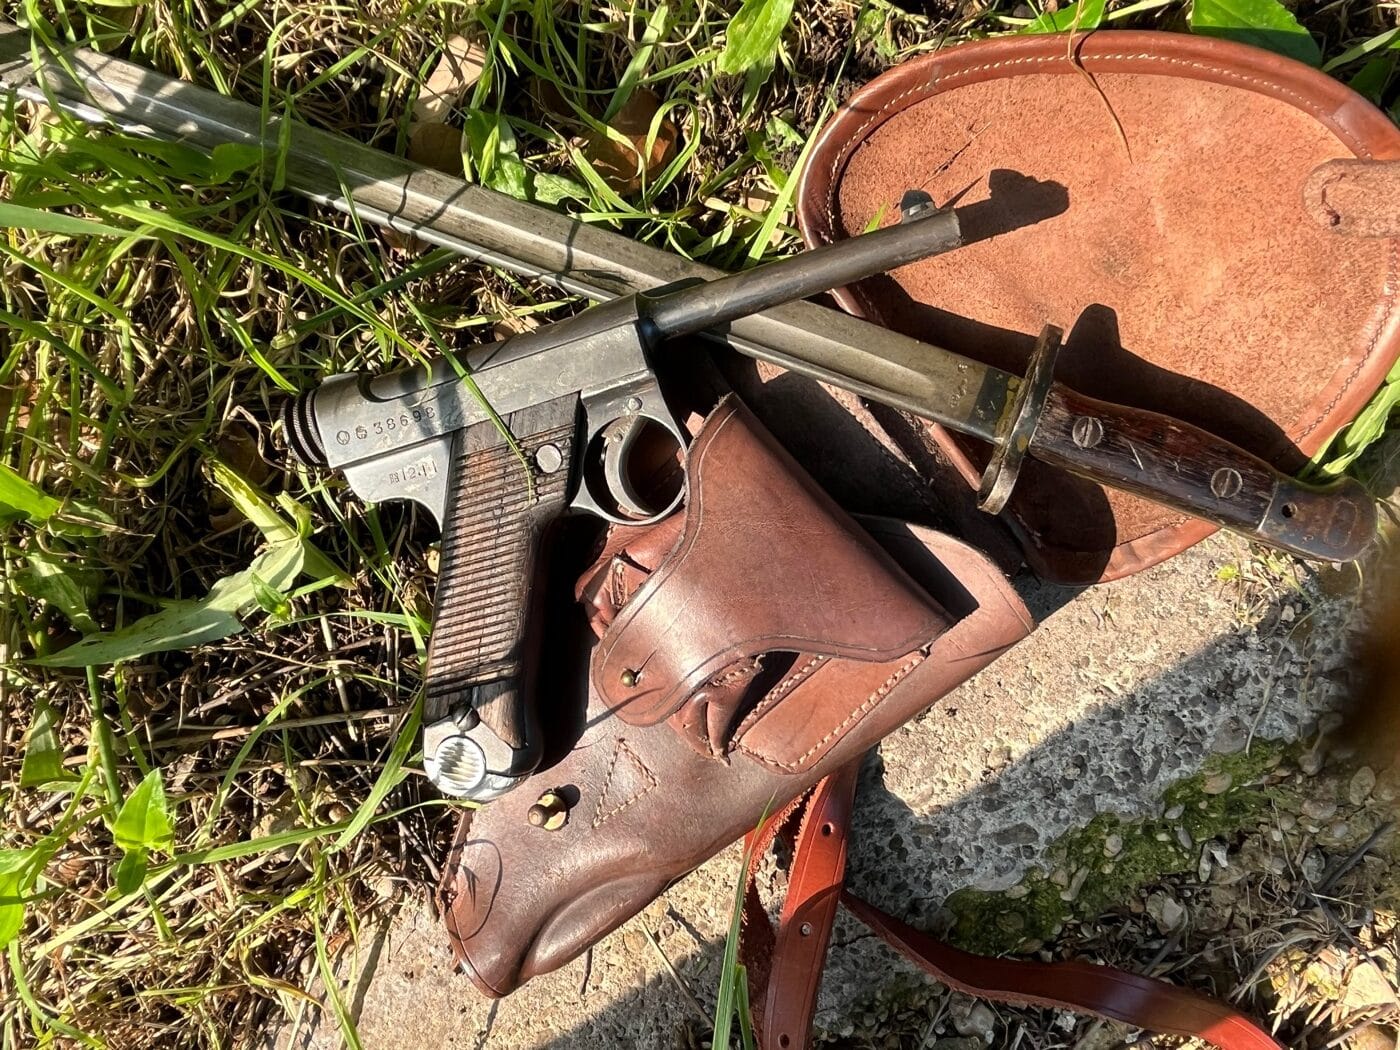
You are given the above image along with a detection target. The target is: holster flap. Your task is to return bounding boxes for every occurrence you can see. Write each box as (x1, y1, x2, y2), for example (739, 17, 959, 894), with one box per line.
(591, 395, 951, 729)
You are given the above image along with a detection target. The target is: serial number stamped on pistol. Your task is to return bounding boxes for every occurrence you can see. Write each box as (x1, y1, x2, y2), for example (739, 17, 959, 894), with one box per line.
(335, 405, 438, 446)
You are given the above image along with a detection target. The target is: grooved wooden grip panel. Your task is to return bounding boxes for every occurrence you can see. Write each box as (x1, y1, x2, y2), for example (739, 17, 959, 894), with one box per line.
(425, 405, 575, 750)
(1029, 385, 1375, 561)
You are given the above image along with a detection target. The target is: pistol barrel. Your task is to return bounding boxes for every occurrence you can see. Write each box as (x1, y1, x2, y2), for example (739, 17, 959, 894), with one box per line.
(641, 209, 962, 339)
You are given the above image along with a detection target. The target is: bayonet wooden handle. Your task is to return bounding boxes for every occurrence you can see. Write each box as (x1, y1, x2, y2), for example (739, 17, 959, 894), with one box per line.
(1028, 385, 1377, 562)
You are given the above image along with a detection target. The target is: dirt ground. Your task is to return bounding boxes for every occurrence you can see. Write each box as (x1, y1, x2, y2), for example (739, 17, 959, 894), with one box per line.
(276, 438, 1400, 1050)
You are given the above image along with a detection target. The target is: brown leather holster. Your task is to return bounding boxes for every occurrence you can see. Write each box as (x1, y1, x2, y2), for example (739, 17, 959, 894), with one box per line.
(437, 395, 1034, 996)
(436, 392, 1284, 1048)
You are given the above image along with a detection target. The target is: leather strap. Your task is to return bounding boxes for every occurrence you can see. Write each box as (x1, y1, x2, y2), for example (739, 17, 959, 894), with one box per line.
(760, 762, 861, 1050)
(745, 766, 1284, 1050)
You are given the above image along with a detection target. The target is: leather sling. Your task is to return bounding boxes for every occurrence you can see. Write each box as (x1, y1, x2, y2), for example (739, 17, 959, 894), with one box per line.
(743, 763, 1285, 1050)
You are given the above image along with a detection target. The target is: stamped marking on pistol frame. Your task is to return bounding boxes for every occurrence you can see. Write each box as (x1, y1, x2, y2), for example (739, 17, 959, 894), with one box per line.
(336, 406, 441, 449)
(387, 457, 440, 487)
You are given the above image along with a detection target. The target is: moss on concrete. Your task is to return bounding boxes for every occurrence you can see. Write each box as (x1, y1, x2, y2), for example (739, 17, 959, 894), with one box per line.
(945, 743, 1289, 954)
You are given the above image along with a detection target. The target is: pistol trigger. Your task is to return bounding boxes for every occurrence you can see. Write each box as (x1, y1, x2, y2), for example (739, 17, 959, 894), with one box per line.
(602, 414, 653, 520)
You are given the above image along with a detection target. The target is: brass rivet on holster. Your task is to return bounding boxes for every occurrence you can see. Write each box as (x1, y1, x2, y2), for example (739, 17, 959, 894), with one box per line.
(620, 668, 639, 687)
(527, 791, 568, 831)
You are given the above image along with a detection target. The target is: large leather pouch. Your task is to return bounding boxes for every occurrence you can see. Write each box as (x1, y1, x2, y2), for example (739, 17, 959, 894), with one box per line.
(797, 31, 1400, 583)
(437, 396, 1034, 997)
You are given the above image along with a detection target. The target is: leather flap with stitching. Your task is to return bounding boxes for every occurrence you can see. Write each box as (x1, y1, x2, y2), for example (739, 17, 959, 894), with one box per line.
(796, 31, 1400, 583)
(589, 395, 951, 728)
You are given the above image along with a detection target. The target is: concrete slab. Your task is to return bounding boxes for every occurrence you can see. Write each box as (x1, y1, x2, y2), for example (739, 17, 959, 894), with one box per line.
(279, 513, 1375, 1049)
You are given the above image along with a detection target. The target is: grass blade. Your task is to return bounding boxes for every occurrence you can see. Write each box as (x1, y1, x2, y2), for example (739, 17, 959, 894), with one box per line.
(717, 0, 797, 76)
(329, 698, 422, 851)
(0, 200, 149, 238)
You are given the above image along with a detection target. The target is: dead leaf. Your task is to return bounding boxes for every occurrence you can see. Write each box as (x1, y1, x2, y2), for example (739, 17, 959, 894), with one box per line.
(1348, 1024, 1400, 1050)
(492, 313, 542, 340)
(530, 76, 573, 121)
(744, 184, 780, 217)
(413, 35, 488, 123)
(407, 122, 465, 177)
(87, 5, 142, 50)
(1339, 960, 1400, 1013)
(216, 423, 271, 489)
(703, 186, 783, 245)
(1302, 947, 1400, 1015)
(0, 376, 35, 432)
(745, 185, 784, 246)
(582, 89, 678, 194)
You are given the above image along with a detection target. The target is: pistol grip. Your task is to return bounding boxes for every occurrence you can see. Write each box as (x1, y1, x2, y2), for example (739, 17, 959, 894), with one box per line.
(423, 395, 578, 798)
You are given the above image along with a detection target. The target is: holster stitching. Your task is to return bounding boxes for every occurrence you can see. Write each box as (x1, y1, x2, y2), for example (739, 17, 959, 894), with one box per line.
(731, 654, 830, 747)
(711, 660, 761, 687)
(819, 50, 1397, 457)
(591, 739, 659, 829)
(736, 650, 926, 772)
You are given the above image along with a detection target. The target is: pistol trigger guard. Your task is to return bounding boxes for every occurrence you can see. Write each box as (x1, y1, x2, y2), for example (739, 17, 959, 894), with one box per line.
(578, 380, 687, 527)
(602, 414, 653, 521)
